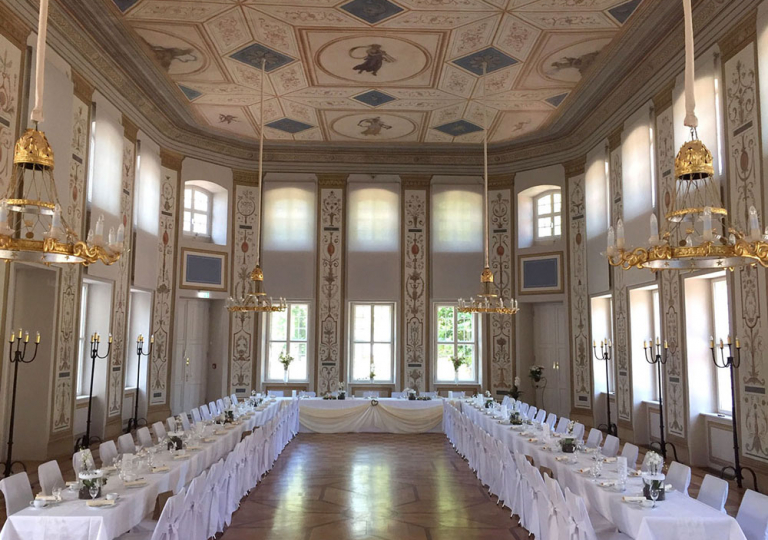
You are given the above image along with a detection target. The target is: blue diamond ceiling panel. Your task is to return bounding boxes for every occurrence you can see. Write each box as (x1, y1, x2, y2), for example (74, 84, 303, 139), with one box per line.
(230, 44, 294, 73)
(267, 118, 314, 134)
(434, 120, 483, 137)
(452, 47, 518, 76)
(353, 90, 397, 107)
(340, 0, 405, 25)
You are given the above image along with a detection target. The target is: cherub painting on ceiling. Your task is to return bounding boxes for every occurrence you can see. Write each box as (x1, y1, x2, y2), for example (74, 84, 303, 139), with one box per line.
(358, 117, 391, 136)
(350, 44, 395, 76)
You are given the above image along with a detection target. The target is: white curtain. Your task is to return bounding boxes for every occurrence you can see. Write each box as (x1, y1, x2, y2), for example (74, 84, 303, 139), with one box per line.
(89, 93, 123, 217)
(585, 141, 610, 295)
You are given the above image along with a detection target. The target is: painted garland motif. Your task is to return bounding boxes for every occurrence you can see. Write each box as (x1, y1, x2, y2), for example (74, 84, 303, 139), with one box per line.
(317, 188, 343, 395)
(568, 175, 591, 409)
(489, 190, 513, 395)
(403, 190, 426, 391)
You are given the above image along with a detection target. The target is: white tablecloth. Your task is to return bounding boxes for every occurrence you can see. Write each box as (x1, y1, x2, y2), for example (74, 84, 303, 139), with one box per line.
(299, 398, 443, 433)
(0, 399, 285, 540)
(460, 403, 746, 540)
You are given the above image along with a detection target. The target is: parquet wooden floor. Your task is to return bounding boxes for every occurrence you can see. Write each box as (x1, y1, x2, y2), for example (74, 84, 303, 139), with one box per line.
(222, 433, 530, 540)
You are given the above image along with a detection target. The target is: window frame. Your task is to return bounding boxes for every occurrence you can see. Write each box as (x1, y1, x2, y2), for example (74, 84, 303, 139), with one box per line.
(348, 302, 396, 384)
(183, 185, 213, 239)
(711, 276, 732, 416)
(76, 283, 89, 396)
(433, 302, 480, 385)
(533, 189, 562, 242)
(264, 302, 311, 383)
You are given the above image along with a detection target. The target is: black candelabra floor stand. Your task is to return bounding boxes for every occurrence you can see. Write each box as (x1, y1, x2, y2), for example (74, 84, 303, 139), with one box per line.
(74, 335, 111, 453)
(126, 337, 152, 434)
(711, 341, 759, 493)
(644, 341, 678, 463)
(594, 341, 618, 437)
(1, 332, 39, 478)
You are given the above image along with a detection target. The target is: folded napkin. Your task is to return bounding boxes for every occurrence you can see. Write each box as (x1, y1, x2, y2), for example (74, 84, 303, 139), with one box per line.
(35, 495, 56, 501)
(173, 454, 189, 461)
(629, 470, 642, 477)
(622, 496, 645, 503)
(224, 425, 236, 430)
(527, 438, 539, 443)
(151, 466, 170, 473)
(186, 445, 201, 451)
(213, 430, 226, 436)
(599, 481, 616, 488)
(552, 433, 562, 438)
(541, 446, 552, 451)
(555, 456, 570, 462)
(578, 468, 592, 474)
(87, 499, 116, 507)
(604, 457, 617, 463)
(66, 481, 78, 487)
(124, 480, 147, 488)
(203, 437, 215, 443)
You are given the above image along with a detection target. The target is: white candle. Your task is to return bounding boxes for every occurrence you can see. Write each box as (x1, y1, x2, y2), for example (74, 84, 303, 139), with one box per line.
(108, 227, 115, 246)
(616, 219, 625, 249)
(649, 213, 659, 244)
(703, 206, 713, 241)
(116, 223, 125, 246)
(749, 206, 760, 241)
(607, 226, 615, 254)
(94, 215, 104, 244)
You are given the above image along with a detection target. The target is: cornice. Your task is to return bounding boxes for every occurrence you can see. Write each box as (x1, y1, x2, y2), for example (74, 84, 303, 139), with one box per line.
(122, 114, 138, 143)
(488, 174, 515, 190)
(160, 148, 184, 172)
(719, 9, 757, 62)
(652, 79, 676, 113)
(317, 174, 348, 188)
(401, 175, 432, 189)
(608, 127, 623, 152)
(233, 170, 260, 186)
(563, 157, 587, 179)
(71, 69, 94, 104)
(0, 2, 30, 49)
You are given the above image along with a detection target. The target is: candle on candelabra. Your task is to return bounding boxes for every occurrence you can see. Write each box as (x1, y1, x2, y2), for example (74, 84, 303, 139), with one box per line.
(150, 334, 154, 343)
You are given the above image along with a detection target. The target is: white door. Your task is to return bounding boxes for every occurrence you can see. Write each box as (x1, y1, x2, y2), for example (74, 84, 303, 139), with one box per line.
(171, 299, 209, 415)
(533, 302, 570, 418)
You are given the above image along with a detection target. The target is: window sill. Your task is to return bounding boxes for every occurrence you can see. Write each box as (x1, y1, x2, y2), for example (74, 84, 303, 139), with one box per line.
(435, 382, 480, 386)
(701, 411, 733, 424)
(124, 387, 137, 394)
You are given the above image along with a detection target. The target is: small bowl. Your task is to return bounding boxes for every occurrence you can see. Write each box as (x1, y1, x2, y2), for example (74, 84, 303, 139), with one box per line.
(640, 500, 654, 508)
(30, 500, 47, 509)
(106, 493, 119, 501)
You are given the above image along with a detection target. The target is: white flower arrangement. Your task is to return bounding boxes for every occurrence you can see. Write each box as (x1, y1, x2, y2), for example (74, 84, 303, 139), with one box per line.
(643, 451, 664, 474)
(567, 420, 575, 434)
(79, 448, 94, 471)
(484, 390, 492, 398)
(337, 382, 345, 391)
(514, 376, 521, 387)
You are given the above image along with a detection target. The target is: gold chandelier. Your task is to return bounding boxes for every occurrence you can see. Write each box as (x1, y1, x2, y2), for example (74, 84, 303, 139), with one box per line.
(227, 57, 285, 314)
(458, 60, 518, 316)
(0, 0, 123, 266)
(607, 0, 762, 271)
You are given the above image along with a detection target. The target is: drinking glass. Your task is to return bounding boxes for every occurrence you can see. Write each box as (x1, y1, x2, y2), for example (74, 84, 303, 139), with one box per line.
(89, 486, 99, 500)
(52, 487, 62, 503)
(650, 485, 660, 508)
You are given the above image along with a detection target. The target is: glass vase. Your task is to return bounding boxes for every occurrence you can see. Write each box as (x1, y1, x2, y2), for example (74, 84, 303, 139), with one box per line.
(283, 370, 289, 383)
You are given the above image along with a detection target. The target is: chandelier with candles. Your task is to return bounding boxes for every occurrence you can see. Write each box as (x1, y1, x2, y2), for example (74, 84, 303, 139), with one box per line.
(606, 0, 764, 271)
(0, 0, 124, 265)
(226, 57, 285, 314)
(457, 60, 518, 316)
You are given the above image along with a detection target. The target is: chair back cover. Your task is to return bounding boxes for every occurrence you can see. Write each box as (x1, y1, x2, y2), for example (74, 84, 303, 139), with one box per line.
(0, 471, 33, 516)
(99, 440, 119, 466)
(166, 416, 177, 433)
(667, 461, 692, 495)
(182, 472, 208, 540)
(555, 417, 569, 434)
(363, 391, 380, 398)
(534, 409, 547, 424)
(565, 487, 599, 540)
(585, 428, 603, 449)
(191, 408, 202, 424)
(736, 489, 768, 540)
(216, 398, 225, 413)
(697, 474, 729, 512)
(602, 434, 620, 457)
(223, 397, 231, 408)
(208, 401, 219, 416)
(38, 460, 65, 495)
(620, 442, 639, 468)
(230, 393, 238, 404)
(117, 433, 136, 454)
(545, 413, 557, 428)
(527, 406, 538, 421)
(179, 413, 191, 432)
(137, 427, 154, 448)
(200, 405, 212, 421)
(268, 390, 285, 397)
(153, 421, 168, 441)
(571, 422, 585, 440)
(152, 489, 187, 540)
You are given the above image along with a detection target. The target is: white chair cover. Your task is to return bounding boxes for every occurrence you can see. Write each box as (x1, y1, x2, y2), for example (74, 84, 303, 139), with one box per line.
(179, 413, 191, 432)
(585, 428, 603, 448)
(152, 489, 187, 540)
(136, 427, 153, 448)
(571, 422, 585, 440)
(199, 405, 212, 422)
(181, 472, 208, 540)
(230, 393, 238, 404)
(555, 417, 570, 434)
(736, 489, 768, 540)
(153, 421, 167, 442)
(205, 460, 225, 538)
(527, 406, 538, 421)
(697, 474, 728, 512)
(268, 390, 284, 397)
(0, 471, 33, 516)
(191, 408, 202, 424)
(216, 399, 225, 413)
(118, 433, 137, 454)
(531, 467, 553, 540)
(602, 435, 620, 457)
(38, 460, 64, 496)
(546, 474, 572, 540)
(391, 391, 405, 398)
(545, 412, 557, 428)
(99, 440, 118, 466)
(363, 391, 380, 398)
(166, 417, 177, 433)
(223, 397, 231, 408)
(534, 409, 547, 424)
(208, 401, 219, 416)
(620, 442, 639, 468)
(667, 461, 691, 495)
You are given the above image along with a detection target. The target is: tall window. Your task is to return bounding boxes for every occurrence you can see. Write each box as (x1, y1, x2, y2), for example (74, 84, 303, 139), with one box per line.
(350, 303, 394, 383)
(591, 295, 615, 393)
(267, 303, 309, 381)
(76, 283, 89, 396)
(183, 185, 212, 238)
(650, 288, 662, 400)
(435, 304, 478, 383)
(263, 187, 315, 251)
(534, 189, 562, 241)
(711, 277, 732, 414)
(432, 189, 482, 252)
(348, 187, 398, 251)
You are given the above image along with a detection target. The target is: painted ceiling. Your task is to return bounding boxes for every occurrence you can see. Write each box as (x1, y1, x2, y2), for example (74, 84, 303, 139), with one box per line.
(108, 0, 643, 145)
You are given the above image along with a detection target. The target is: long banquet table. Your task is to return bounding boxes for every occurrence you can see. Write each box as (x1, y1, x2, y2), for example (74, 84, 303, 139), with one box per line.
(0, 399, 285, 540)
(299, 397, 443, 433)
(459, 402, 746, 540)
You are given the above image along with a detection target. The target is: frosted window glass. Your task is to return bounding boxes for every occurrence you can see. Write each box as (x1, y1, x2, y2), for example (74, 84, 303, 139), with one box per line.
(136, 143, 160, 235)
(90, 105, 123, 216)
(432, 189, 482, 252)
(263, 187, 315, 251)
(348, 187, 399, 252)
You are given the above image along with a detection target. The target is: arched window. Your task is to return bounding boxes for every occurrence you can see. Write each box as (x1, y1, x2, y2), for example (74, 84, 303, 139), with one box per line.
(183, 185, 212, 238)
(534, 189, 562, 241)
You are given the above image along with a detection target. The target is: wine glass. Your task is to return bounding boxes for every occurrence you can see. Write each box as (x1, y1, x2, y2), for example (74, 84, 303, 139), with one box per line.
(89, 485, 99, 501)
(649, 485, 660, 508)
(52, 487, 62, 504)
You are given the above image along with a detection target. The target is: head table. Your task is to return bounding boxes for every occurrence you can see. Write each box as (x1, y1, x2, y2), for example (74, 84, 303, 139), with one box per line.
(0, 398, 285, 540)
(298, 397, 443, 434)
(458, 401, 746, 540)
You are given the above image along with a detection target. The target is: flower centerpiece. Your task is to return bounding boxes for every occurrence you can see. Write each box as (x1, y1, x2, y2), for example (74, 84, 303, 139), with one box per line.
(224, 408, 235, 424)
(450, 355, 468, 384)
(167, 433, 183, 451)
(559, 437, 576, 453)
(404, 387, 417, 400)
(529, 365, 544, 383)
(510, 376, 524, 400)
(279, 351, 293, 383)
(510, 411, 523, 425)
(641, 451, 666, 501)
(337, 381, 346, 400)
(78, 470, 107, 500)
(484, 390, 494, 409)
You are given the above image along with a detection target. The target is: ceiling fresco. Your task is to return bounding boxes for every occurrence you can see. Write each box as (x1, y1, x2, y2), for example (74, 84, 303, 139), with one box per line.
(107, 0, 643, 144)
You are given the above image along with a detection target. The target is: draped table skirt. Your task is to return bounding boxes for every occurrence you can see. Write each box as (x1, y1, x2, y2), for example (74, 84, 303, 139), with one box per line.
(299, 398, 443, 434)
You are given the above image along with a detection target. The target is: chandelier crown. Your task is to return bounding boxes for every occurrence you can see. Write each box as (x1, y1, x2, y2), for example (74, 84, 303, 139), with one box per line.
(674, 138, 713, 181)
(14, 128, 55, 170)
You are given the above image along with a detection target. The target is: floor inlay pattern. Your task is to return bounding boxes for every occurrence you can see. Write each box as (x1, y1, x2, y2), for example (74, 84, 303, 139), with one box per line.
(222, 433, 529, 540)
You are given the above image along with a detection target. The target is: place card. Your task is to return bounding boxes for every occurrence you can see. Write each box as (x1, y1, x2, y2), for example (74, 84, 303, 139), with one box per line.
(629, 470, 642, 477)
(224, 425, 236, 430)
(87, 499, 116, 507)
(151, 466, 170, 473)
(173, 455, 189, 461)
(124, 480, 147, 488)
